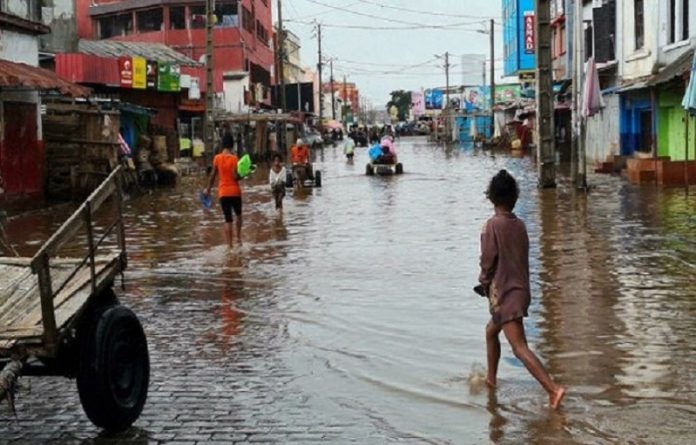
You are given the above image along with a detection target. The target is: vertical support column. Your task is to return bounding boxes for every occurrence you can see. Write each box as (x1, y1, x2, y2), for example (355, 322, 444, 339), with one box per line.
(36, 253, 57, 354)
(317, 23, 323, 132)
(535, 0, 556, 188)
(204, 0, 215, 167)
(490, 19, 496, 139)
(84, 203, 97, 294)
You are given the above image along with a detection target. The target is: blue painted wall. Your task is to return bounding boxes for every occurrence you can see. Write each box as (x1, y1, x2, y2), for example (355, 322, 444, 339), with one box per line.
(502, 0, 536, 76)
(620, 93, 652, 156)
(457, 115, 492, 144)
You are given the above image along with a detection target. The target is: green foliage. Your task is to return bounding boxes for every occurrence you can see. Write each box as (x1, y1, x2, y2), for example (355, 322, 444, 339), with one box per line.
(386, 90, 412, 121)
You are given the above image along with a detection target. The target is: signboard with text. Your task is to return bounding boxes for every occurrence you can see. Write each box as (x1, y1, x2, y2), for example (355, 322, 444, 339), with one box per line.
(524, 11, 535, 54)
(119, 57, 133, 88)
(157, 63, 181, 92)
(132, 57, 147, 89)
(146, 60, 158, 89)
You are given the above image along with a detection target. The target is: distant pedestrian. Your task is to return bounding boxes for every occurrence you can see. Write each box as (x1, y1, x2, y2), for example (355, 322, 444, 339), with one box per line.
(343, 135, 356, 161)
(478, 170, 566, 409)
(269, 154, 287, 211)
(204, 134, 243, 248)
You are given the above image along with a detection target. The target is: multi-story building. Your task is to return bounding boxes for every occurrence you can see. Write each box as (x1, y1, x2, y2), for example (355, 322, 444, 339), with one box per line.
(74, 0, 274, 107)
(323, 82, 360, 116)
(502, 0, 537, 79)
(550, 0, 572, 81)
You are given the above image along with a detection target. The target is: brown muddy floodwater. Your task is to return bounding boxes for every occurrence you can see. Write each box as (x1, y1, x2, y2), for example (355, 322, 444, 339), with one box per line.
(2, 136, 696, 444)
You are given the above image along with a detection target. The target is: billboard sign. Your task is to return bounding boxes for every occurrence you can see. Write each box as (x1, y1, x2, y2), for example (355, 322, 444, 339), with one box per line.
(132, 57, 147, 89)
(524, 11, 535, 54)
(118, 57, 133, 88)
(157, 63, 181, 92)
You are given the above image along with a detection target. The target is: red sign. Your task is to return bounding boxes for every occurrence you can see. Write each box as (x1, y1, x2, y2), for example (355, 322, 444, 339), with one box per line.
(119, 57, 133, 88)
(524, 12, 535, 54)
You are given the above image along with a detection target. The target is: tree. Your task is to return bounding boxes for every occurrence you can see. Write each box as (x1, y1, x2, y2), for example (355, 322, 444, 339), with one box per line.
(386, 90, 412, 122)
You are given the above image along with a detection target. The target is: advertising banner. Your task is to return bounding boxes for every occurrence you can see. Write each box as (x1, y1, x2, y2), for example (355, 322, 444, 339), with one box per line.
(425, 89, 444, 110)
(146, 60, 158, 89)
(411, 90, 425, 116)
(524, 11, 535, 55)
(495, 84, 522, 103)
(132, 57, 147, 89)
(118, 57, 133, 88)
(461, 86, 490, 113)
(157, 63, 181, 92)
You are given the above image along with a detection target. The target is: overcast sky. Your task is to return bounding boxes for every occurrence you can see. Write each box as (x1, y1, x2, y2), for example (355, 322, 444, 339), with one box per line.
(277, 0, 504, 107)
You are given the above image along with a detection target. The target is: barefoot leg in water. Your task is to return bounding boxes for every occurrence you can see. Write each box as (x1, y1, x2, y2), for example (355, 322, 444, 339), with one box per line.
(502, 319, 566, 409)
(486, 320, 502, 388)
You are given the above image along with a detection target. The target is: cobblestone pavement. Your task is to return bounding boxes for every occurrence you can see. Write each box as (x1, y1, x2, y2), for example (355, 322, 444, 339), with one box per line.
(1, 276, 407, 445)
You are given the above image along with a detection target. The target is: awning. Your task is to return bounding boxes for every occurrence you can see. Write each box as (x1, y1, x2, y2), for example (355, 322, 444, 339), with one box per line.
(78, 40, 200, 66)
(616, 78, 651, 93)
(649, 49, 694, 86)
(0, 60, 90, 97)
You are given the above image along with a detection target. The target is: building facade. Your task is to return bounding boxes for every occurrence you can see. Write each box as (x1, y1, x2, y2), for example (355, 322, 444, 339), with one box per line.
(74, 0, 274, 107)
(502, 0, 537, 78)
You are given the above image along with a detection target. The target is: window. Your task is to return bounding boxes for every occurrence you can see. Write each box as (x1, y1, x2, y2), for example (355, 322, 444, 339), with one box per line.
(190, 5, 206, 29)
(170, 6, 186, 30)
(136, 8, 163, 33)
(99, 13, 134, 39)
(667, 0, 690, 44)
(256, 21, 269, 46)
(242, 6, 254, 33)
(215, 1, 239, 28)
(634, 0, 644, 50)
(682, 0, 689, 41)
(669, 0, 676, 43)
(559, 24, 566, 55)
(682, 0, 691, 40)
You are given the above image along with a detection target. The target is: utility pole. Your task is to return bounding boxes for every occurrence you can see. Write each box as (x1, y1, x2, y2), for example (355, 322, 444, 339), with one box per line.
(204, 0, 215, 167)
(277, 0, 287, 112)
(490, 19, 495, 111)
(316, 23, 323, 131)
(536, 0, 556, 188)
(443, 51, 451, 143)
(576, 0, 587, 189)
(330, 59, 336, 120)
(343, 75, 348, 126)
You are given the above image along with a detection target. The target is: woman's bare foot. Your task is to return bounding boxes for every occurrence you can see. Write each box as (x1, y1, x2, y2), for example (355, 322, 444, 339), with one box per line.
(486, 378, 496, 389)
(549, 386, 567, 410)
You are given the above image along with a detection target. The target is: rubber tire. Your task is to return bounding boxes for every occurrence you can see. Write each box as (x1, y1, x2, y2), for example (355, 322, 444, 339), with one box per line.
(395, 163, 404, 175)
(314, 170, 322, 188)
(77, 305, 149, 433)
(285, 171, 294, 188)
(366, 164, 374, 176)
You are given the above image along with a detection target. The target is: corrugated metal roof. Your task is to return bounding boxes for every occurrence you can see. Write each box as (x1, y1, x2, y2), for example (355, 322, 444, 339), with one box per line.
(649, 49, 694, 86)
(0, 60, 91, 97)
(78, 40, 200, 66)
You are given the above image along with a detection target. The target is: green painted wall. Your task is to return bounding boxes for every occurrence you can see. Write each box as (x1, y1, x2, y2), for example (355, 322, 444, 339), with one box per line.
(658, 87, 696, 161)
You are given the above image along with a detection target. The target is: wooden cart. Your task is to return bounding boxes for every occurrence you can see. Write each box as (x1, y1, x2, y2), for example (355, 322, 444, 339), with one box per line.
(0, 166, 149, 432)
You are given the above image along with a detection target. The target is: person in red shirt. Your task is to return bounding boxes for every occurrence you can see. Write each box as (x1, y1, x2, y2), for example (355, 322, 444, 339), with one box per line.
(204, 134, 243, 247)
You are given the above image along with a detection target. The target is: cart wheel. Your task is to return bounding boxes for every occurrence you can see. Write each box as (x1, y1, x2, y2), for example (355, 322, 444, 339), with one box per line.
(314, 170, 322, 188)
(395, 163, 404, 175)
(366, 164, 374, 176)
(77, 305, 149, 433)
(286, 171, 294, 188)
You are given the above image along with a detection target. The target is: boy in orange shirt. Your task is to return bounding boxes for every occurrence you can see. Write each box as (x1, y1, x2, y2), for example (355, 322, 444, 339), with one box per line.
(204, 134, 243, 247)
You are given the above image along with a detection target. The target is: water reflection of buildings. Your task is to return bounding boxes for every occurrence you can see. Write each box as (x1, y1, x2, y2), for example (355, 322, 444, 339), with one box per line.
(535, 187, 626, 396)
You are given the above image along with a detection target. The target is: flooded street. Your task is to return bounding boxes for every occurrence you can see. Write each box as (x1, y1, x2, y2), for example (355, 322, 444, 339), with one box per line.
(2, 136, 696, 444)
